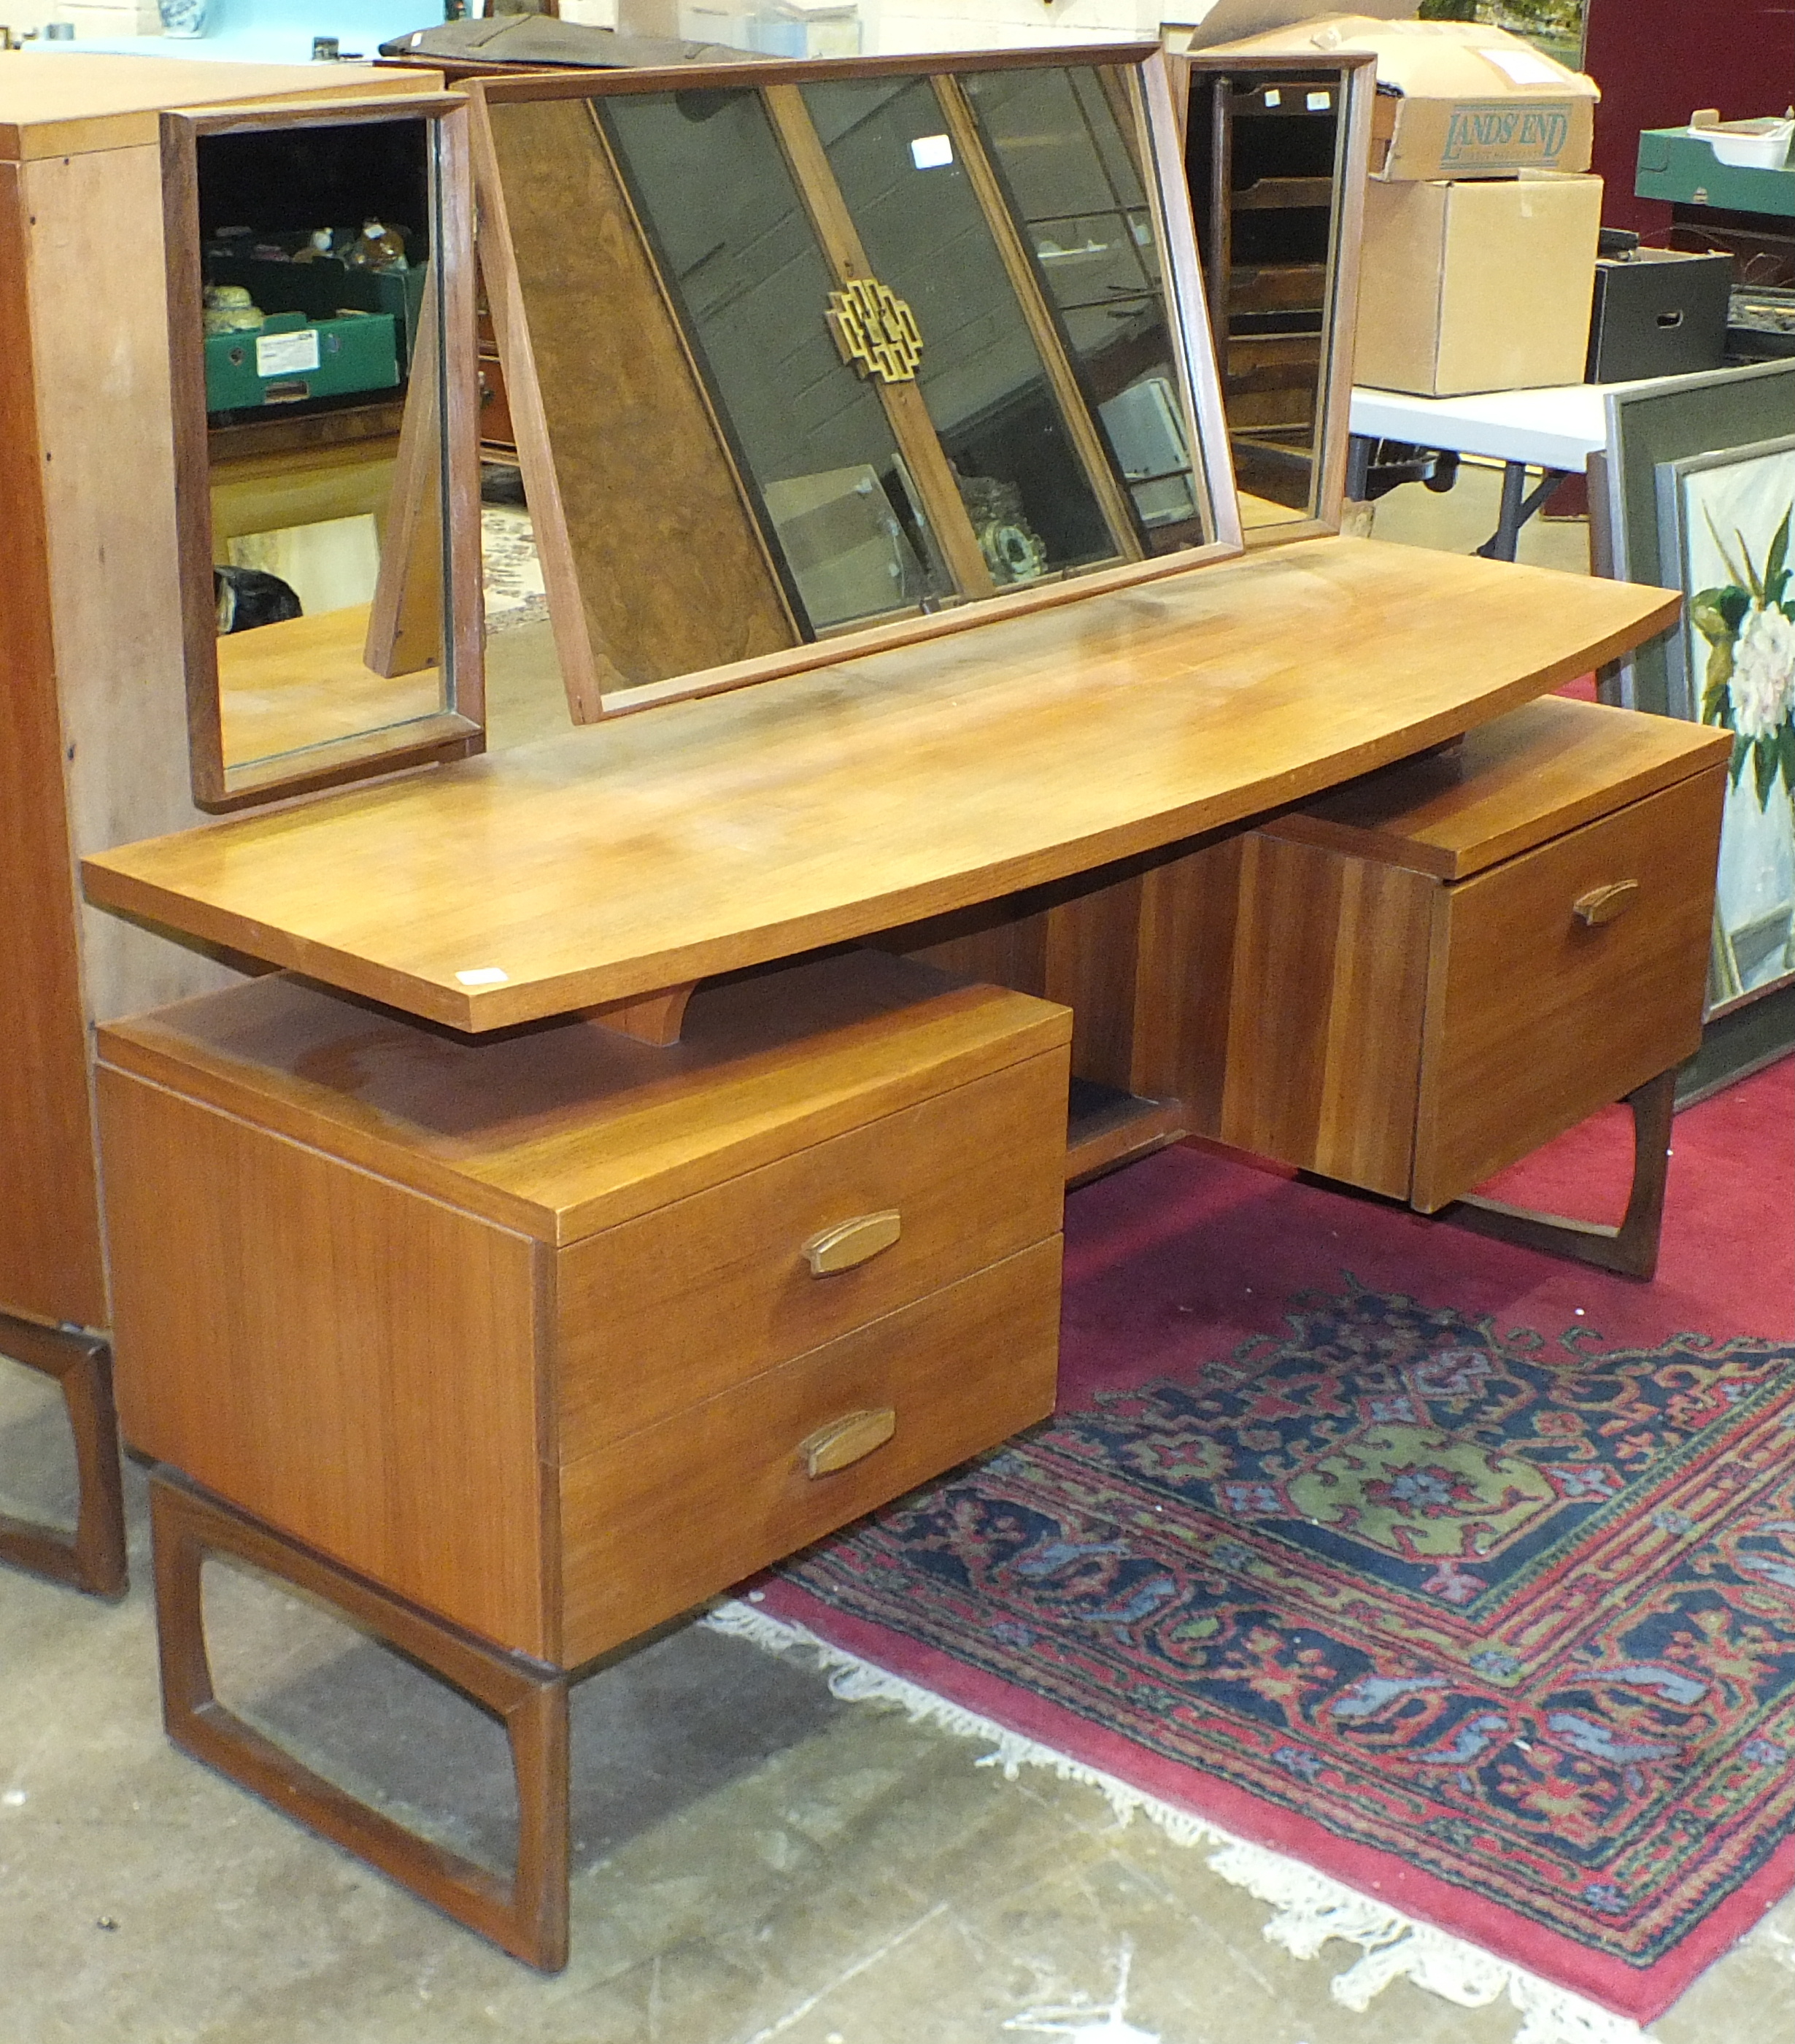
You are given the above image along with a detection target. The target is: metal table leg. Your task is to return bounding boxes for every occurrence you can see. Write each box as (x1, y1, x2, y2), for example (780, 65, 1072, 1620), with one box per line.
(1475, 461, 1570, 563)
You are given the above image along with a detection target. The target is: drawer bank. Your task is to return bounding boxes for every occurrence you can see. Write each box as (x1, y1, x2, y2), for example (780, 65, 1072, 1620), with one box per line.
(98, 951, 1070, 1967)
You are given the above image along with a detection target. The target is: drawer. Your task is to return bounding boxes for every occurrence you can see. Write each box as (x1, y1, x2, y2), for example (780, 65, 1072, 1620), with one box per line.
(478, 352, 515, 451)
(558, 1235, 1062, 1665)
(1412, 765, 1725, 1210)
(555, 1046, 1068, 1458)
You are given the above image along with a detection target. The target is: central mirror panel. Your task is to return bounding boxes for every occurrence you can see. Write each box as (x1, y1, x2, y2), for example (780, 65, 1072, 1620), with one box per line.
(475, 48, 1235, 719)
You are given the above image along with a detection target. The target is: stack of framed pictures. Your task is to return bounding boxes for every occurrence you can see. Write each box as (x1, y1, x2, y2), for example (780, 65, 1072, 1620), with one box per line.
(1597, 360, 1795, 1082)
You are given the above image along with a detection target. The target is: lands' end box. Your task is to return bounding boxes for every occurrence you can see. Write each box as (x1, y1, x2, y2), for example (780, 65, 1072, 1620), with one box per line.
(1202, 14, 1599, 181)
(1355, 171, 1603, 397)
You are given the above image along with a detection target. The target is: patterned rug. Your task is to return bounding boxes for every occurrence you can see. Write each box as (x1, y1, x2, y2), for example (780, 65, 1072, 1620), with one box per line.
(480, 504, 548, 636)
(754, 1063, 1795, 2032)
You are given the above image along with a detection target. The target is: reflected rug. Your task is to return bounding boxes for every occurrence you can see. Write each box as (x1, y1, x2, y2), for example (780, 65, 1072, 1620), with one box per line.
(744, 1057, 1795, 2036)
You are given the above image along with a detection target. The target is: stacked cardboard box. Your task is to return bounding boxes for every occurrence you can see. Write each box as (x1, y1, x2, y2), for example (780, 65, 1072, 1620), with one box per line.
(1206, 13, 1603, 396)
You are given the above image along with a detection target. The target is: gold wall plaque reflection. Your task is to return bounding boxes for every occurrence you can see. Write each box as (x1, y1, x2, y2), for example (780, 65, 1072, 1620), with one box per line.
(825, 277, 923, 385)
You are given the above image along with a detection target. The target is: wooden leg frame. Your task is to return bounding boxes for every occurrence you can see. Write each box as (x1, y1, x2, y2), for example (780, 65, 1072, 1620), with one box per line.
(150, 1473, 571, 1971)
(134, 1072, 1677, 1974)
(1443, 1069, 1676, 1281)
(0, 1312, 126, 1597)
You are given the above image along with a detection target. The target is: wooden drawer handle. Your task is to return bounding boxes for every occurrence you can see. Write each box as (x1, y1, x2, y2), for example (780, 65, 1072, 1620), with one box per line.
(1572, 880, 1640, 927)
(799, 1408, 896, 1478)
(802, 1209, 901, 1277)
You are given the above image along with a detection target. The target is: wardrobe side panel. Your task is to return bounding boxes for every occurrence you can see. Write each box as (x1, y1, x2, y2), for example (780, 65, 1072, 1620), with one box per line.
(0, 160, 106, 1331)
(24, 143, 245, 1032)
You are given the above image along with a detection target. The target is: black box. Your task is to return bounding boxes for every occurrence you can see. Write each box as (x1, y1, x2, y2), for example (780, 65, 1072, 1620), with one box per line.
(1586, 247, 1732, 383)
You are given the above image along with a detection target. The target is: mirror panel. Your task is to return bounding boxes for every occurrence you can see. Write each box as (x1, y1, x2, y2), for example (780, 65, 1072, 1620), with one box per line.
(965, 64, 1203, 544)
(1182, 53, 1373, 539)
(168, 99, 483, 810)
(597, 84, 960, 635)
(476, 48, 1237, 721)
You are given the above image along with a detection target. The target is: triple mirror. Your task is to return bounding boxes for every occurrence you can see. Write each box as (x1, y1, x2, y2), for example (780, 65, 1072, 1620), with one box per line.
(1182, 50, 1373, 540)
(164, 95, 482, 809)
(473, 46, 1240, 719)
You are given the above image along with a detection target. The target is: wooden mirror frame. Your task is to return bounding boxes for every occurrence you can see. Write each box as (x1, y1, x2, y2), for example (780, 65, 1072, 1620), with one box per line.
(163, 94, 485, 813)
(1175, 50, 1374, 549)
(470, 46, 1243, 723)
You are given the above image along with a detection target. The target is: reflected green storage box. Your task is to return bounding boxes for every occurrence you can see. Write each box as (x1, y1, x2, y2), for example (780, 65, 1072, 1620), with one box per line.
(204, 309, 399, 414)
(204, 251, 427, 372)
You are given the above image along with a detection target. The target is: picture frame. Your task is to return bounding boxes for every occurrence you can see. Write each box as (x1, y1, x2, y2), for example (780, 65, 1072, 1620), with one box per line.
(1655, 434, 1795, 1009)
(1598, 362, 1795, 1017)
(1598, 360, 1795, 715)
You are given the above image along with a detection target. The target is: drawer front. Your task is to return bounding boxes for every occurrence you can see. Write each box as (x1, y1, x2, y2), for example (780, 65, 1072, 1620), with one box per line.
(559, 1236, 1062, 1665)
(555, 1046, 1067, 1458)
(478, 353, 515, 451)
(1413, 765, 1724, 1211)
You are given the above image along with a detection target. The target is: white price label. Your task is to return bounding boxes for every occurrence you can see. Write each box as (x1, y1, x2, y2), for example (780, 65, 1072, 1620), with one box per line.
(1481, 47, 1565, 87)
(255, 328, 320, 377)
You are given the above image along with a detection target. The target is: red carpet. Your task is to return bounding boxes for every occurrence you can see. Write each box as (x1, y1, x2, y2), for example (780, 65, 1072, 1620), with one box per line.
(760, 1055, 1795, 2026)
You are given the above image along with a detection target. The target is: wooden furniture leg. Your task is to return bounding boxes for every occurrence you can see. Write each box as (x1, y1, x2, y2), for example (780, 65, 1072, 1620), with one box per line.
(0, 1312, 126, 1597)
(150, 1471, 571, 1971)
(1442, 1068, 1677, 1281)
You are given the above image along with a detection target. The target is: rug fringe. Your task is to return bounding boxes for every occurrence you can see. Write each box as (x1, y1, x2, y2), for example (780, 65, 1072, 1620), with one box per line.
(703, 1598, 1653, 2044)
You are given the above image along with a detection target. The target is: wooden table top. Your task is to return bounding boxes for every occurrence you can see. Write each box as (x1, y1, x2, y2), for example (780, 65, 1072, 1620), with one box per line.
(82, 536, 1679, 1032)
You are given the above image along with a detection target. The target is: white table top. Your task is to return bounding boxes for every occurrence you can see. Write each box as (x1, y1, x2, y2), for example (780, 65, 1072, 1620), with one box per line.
(1348, 382, 1645, 473)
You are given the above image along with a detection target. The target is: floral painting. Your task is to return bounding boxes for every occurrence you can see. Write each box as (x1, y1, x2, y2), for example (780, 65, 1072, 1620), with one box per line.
(1671, 441, 1795, 1006)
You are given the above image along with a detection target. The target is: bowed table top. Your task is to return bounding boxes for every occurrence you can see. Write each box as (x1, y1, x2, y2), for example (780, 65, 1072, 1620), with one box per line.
(82, 537, 1678, 1033)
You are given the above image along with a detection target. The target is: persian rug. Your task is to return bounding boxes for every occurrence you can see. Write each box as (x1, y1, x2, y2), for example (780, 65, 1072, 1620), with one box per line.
(741, 1056, 1795, 2037)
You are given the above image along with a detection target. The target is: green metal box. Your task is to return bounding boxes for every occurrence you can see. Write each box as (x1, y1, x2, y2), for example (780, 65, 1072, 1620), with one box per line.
(204, 309, 400, 415)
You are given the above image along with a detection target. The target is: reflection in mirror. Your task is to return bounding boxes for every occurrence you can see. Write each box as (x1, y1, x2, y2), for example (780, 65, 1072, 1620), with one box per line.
(1184, 55, 1372, 536)
(476, 50, 1231, 720)
(180, 109, 479, 806)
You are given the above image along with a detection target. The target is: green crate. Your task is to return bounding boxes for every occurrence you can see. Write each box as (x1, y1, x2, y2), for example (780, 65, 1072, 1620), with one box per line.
(204, 309, 399, 414)
(1635, 127, 1795, 218)
(206, 251, 427, 374)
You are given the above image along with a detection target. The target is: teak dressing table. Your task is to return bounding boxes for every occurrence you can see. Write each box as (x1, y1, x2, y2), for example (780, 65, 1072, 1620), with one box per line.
(46, 42, 1719, 1976)
(80, 533, 1705, 1967)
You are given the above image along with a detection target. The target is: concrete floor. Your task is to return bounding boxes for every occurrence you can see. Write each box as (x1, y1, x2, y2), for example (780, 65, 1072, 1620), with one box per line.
(7, 477, 1789, 2044)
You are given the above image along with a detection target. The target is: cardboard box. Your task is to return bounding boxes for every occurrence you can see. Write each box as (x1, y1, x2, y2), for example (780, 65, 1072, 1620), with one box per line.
(1586, 248, 1732, 385)
(1354, 171, 1602, 397)
(1163, 0, 1409, 51)
(1199, 14, 1599, 181)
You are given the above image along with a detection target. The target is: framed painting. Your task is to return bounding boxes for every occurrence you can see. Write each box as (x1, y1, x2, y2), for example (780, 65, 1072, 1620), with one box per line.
(1599, 363, 1795, 1020)
(1656, 434, 1795, 1008)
